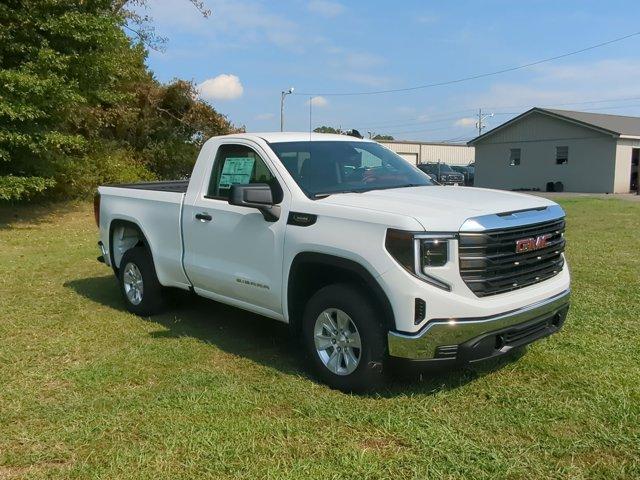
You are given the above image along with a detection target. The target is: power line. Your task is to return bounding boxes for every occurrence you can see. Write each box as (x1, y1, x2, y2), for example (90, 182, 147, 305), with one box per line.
(485, 95, 640, 112)
(293, 30, 640, 97)
(354, 95, 640, 133)
(356, 94, 640, 130)
(361, 113, 475, 130)
(381, 102, 640, 138)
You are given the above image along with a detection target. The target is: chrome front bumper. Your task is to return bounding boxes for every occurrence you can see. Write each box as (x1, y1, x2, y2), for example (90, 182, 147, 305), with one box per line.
(388, 289, 570, 361)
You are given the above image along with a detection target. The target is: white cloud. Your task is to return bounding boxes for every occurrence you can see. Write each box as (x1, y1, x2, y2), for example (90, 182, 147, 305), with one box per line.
(325, 48, 390, 87)
(340, 72, 391, 88)
(308, 0, 345, 17)
(416, 13, 438, 24)
(307, 96, 328, 107)
(470, 59, 640, 111)
(198, 74, 244, 101)
(143, 0, 304, 52)
(255, 113, 275, 120)
(455, 117, 476, 127)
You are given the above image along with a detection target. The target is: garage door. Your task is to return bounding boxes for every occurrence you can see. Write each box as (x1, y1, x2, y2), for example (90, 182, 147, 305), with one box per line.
(398, 153, 418, 165)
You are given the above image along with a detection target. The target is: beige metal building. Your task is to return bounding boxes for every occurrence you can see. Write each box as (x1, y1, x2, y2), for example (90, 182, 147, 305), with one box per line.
(378, 140, 475, 166)
(469, 108, 640, 193)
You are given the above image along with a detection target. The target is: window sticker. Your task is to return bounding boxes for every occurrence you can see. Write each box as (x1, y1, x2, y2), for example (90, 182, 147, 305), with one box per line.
(218, 157, 255, 189)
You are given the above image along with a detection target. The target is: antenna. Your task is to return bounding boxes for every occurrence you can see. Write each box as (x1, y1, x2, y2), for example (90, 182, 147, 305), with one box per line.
(309, 95, 312, 141)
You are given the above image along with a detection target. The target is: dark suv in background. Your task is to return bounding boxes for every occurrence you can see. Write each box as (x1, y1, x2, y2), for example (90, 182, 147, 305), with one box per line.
(417, 162, 465, 185)
(451, 164, 475, 186)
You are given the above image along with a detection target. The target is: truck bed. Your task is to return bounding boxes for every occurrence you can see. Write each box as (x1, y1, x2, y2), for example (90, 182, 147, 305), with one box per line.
(105, 180, 189, 193)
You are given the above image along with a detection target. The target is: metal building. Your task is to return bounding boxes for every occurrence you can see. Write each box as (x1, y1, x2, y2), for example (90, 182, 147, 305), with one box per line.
(469, 108, 640, 193)
(378, 140, 475, 166)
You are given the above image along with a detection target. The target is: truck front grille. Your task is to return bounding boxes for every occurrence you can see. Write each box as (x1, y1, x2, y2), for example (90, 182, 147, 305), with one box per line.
(458, 218, 565, 297)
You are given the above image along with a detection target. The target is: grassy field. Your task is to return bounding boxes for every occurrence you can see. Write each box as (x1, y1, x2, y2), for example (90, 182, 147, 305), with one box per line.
(0, 198, 638, 479)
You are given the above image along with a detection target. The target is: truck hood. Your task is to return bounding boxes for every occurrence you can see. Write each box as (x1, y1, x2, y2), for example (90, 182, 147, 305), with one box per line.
(318, 186, 557, 231)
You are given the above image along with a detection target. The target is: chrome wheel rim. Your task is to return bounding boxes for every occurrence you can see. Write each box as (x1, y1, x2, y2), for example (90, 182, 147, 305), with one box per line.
(123, 262, 144, 305)
(314, 308, 361, 376)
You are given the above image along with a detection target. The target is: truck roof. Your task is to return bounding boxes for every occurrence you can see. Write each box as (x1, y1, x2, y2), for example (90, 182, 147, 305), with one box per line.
(210, 132, 375, 144)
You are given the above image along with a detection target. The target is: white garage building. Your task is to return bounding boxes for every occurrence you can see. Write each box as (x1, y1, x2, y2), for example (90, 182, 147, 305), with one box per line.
(378, 140, 475, 166)
(469, 108, 640, 193)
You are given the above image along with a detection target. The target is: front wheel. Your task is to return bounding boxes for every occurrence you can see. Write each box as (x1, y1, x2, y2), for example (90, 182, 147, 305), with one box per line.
(302, 283, 387, 393)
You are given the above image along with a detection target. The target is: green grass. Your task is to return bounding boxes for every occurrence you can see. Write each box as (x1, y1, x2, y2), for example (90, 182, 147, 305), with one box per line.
(0, 198, 638, 479)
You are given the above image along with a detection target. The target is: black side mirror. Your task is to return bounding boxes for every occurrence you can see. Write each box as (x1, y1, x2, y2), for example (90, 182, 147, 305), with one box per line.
(229, 184, 280, 221)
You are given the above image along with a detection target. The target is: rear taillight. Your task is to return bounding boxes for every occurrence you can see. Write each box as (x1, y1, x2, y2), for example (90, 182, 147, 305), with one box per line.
(93, 192, 100, 227)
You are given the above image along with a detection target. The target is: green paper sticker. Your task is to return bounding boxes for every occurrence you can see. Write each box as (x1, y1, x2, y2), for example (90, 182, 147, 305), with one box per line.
(218, 157, 255, 189)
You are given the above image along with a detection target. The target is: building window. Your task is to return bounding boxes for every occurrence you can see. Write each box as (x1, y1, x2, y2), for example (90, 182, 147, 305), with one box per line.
(509, 148, 521, 166)
(556, 146, 569, 165)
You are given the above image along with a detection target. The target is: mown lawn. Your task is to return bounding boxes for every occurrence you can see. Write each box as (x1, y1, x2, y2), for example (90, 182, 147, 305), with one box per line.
(0, 198, 638, 479)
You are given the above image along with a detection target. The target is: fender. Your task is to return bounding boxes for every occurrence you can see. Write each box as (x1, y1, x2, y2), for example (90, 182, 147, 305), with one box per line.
(286, 252, 396, 333)
(108, 219, 152, 275)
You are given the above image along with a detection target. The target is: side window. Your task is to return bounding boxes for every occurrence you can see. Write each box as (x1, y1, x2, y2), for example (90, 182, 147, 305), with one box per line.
(354, 148, 383, 168)
(509, 148, 521, 166)
(556, 146, 569, 165)
(206, 144, 281, 200)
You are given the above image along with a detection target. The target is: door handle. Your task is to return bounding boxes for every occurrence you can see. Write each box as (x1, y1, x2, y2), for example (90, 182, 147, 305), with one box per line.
(195, 212, 212, 222)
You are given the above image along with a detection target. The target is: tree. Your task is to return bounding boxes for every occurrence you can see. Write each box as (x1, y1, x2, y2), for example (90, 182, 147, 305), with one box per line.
(117, 79, 241, 180)
(372, 134, 394, 141)
(313, 126, 341, 134)
(0, 0, 146, 199)
(112, 0, 211, 51)
(0, 0, 239, 200)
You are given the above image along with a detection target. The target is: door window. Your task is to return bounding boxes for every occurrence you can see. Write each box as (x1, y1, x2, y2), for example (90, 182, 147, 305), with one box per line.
(206, 144, 281, 201)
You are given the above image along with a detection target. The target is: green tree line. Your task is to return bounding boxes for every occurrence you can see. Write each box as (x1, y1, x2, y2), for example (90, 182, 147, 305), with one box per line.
(0, 0, 240, 201)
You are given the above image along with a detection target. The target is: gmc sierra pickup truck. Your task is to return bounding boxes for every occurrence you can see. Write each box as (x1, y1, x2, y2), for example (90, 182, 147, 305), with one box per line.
(95, 132, 570, 392)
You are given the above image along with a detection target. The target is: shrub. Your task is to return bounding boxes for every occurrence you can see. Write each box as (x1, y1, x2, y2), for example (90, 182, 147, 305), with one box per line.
(0, 176, 56, 201)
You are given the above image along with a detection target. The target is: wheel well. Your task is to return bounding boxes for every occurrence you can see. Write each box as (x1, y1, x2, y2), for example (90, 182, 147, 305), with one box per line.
(287, 253, 395, 335)
(109, 220, 148, 274)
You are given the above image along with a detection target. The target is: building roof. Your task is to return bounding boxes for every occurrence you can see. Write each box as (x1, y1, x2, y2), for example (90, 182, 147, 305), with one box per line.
(468, 107, 640, 145)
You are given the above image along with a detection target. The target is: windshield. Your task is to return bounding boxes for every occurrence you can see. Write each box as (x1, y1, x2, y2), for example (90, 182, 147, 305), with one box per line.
(268, 141, 433, 198)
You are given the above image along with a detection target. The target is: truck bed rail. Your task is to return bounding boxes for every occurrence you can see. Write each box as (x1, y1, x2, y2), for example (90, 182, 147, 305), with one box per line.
(104, 180, 189, 193)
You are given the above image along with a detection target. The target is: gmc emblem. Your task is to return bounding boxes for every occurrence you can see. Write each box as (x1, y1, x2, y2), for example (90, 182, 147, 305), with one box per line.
(515, 234, 550, 253)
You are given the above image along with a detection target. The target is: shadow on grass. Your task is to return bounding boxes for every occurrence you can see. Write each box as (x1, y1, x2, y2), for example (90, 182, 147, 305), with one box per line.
(65, 275, 525, 396)
(0, 201, 87, 230)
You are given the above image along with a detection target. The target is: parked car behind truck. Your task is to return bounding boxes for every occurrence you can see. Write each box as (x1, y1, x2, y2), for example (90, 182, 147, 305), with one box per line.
(451, 164, 475, 186)
(95, 133, 570, 392)
(417, 162, 465, 185)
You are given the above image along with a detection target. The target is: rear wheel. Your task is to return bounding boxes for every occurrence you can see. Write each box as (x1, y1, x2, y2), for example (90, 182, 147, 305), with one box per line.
(302, 283, 387, 392)
(118, 247, 165, 316)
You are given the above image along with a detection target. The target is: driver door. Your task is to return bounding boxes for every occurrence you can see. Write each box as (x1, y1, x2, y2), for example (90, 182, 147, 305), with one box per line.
(182, 141, 289, 318)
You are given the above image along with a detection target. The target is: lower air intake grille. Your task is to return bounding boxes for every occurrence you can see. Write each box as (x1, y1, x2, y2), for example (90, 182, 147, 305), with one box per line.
(435, 345, 458, 359)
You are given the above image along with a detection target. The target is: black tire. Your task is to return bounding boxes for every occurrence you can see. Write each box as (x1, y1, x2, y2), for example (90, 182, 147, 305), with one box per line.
(118, 247, 165, 316)
(302, 283, 387, 393)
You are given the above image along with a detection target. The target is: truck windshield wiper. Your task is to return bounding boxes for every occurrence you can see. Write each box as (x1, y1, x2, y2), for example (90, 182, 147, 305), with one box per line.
(356, 183, 426, 193)
(313, 189, 364, 198)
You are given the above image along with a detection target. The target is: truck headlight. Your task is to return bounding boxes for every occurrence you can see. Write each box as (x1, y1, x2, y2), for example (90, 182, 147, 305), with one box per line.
(420, 239, 448, 269)
(385, 230, 453, 291)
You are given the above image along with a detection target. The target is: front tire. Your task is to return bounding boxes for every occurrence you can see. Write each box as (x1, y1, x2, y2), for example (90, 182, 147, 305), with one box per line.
(118, 247, 165, 316)
(302, 283, 387, 393)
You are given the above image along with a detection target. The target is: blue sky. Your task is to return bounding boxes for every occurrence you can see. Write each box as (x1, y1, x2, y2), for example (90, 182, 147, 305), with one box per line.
(137, 0, 640, 141)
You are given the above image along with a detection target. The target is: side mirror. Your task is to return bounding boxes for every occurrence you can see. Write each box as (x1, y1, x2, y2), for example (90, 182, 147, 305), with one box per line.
(229, 183, 281, 221)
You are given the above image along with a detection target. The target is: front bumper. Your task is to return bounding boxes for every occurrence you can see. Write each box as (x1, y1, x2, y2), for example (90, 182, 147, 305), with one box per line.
(388, 289, 570, 364)
(440, 179, 464, 185)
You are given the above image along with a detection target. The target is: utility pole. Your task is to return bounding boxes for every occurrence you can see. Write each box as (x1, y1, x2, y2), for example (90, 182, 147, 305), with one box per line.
(280, 87, 294, 132)
(476, 108, 494, 136)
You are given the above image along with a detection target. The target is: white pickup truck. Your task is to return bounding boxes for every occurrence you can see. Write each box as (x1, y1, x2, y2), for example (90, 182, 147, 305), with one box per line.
(95, 132, 570, 392)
